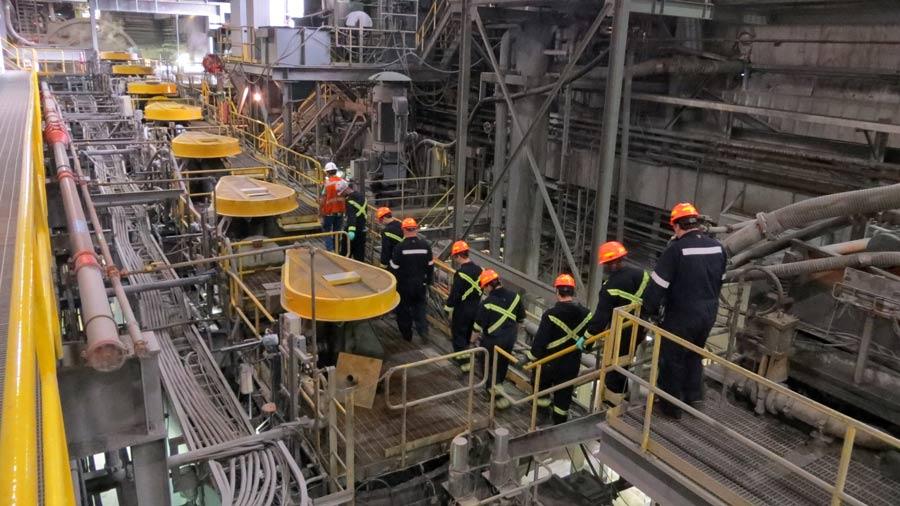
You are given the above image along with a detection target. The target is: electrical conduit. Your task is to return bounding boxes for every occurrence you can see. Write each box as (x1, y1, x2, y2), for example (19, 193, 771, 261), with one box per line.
(40, 82, 126, 371)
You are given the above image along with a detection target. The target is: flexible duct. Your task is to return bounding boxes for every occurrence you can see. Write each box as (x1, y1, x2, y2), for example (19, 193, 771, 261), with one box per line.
(4, 1, 36, 46)
(41, 82, 126, 371)
(727, 216, 849, 268)
(723, 183, 900, 256)
(725, 252, 900, 282)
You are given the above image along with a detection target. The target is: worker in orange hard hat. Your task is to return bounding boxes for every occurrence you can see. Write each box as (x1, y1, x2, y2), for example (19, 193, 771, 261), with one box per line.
(643, 202, 726, 419)
(586, 241, 649, 396)
(376, 207, 403, 268)
(389, 217, 434, 342)
(472, 269, 525, 410)
(526, 273, 593, 424)
(320, 162, 347, 252)
(444, 240, 484, 372)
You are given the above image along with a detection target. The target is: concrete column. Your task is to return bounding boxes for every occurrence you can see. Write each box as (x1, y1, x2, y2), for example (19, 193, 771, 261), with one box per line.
(282, 82, 293, 149)
(505, 24, 552, 276)
(452, 0, 472, 239)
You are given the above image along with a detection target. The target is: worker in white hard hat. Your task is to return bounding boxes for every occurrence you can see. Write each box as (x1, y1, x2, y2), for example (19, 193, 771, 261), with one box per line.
(320, 162, 347, 252)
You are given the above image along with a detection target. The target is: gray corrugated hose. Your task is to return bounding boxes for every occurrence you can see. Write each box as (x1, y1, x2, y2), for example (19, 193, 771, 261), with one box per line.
(725, 252, 900, 282)
(722, 183, 900, 256)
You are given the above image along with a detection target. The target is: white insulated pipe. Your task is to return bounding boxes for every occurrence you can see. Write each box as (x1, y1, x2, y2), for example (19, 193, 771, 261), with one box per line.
(41, 82, 126, 371)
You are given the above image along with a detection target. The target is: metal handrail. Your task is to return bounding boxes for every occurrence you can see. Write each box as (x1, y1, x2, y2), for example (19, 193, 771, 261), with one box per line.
(0, 71, 76, 505)
(382, 347, 488, 466)
(603, 304, 900, 506)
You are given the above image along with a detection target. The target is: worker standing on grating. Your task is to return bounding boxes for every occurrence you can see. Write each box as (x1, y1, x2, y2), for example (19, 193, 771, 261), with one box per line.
(376, 207, 403, 268)
(642, 202, 726, 419)
(472, 270, 525, 410)
(340, 182, 368, 261)
(586, 241, 649, 395)
(526, 274, 593, 424)
(320, 162, 347, 252)
(444, 240, 483, 372)
(390, 218, 434, 342)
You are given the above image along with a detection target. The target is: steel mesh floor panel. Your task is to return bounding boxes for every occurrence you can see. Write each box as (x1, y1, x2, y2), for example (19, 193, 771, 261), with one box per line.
(619, 397, 900, 505)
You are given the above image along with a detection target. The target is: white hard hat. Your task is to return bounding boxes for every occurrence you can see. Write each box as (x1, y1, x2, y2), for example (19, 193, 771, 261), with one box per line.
(325, 162, 338, 173)
(335, 179, 349, 194)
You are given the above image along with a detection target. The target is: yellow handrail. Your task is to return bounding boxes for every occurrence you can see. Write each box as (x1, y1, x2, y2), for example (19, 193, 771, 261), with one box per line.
(0, 71, 75, 505)
(603, 304, 900, 506)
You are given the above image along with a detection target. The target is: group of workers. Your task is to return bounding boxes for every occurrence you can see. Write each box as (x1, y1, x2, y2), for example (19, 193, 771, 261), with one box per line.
(321, 161, 725, 422)
(441, 201, 725, 422)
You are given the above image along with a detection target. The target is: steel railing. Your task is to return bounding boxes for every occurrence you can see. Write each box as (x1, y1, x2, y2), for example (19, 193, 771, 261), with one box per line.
(1, 38, 87, 75)
(602, 304, 900, 506)
(383, 347, 489, 467)
(0, 71, 76, 505)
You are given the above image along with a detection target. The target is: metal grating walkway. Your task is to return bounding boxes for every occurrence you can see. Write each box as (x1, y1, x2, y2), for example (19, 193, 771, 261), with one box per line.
(614, 393, 900, 505)
(0, 72, 37, 424)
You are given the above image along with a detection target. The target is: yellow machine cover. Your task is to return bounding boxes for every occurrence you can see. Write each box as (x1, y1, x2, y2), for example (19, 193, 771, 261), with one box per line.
(172, 131, 241, 159)
(144, 102, 203, 121)
(215, 176, 298, 217)
(127, 81, 177, 95)
(281, 248, 400, 322)
(99, 51, 138, 61)
(111, 64, 154, 75)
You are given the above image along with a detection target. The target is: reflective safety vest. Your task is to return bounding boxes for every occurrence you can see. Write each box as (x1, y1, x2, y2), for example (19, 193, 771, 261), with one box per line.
(481, 294, 521, 334)
(547, 312, 594, 350)
(321, 176, 346, 215)
(607, 271, 650, 304)
(346, 197, 367, 232)
(457, 271, 482, 302)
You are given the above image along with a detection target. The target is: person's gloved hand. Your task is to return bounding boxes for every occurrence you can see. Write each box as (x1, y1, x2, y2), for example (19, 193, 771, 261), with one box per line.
(348, 231, 356, 241)
(575, 337, 586, 350)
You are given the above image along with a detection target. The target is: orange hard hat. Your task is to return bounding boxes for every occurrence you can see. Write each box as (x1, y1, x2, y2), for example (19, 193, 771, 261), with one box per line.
(670, 202, 700, 227)
(451, 240, 470, 256)
(401, 217, 418, 230)
(376, 207, 392, 220)
(554, 274, 576, 289)
(479, 269, 500, 288)
(598, 241, 628, 264)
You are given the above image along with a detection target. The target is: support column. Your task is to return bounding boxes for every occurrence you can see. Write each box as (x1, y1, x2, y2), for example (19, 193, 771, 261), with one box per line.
(88, 0, 100, 53)
(505, 23, 552, 276)
(452, 0, 472, 239)
(132, 440, 172, 506)
(588, 0, 630, 308)
(615, 50, 634, 243)
(282, 83, 293, 150)
(489, 31, 511, 258)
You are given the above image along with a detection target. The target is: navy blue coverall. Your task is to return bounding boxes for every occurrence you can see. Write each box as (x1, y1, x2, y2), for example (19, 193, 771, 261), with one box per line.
(390, 235, 434, 341)
(342, 191, 368, 261)
(528, 300, 593, 423)
(474, 286, 525, 391)
(642, 231, 726, 410)
(444, 261, 484, 355)
(586, 266, 649, 394)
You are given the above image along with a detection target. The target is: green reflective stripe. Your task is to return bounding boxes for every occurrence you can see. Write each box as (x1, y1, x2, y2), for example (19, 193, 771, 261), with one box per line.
(607, 272, 650, 304)
(552, 405, 568, 416)
(485, 294, 520, 334)
(547, 312, 593, 350)
(348, 226, 357, 232)
(384, 231, 402, 242)
(526, 350, 537, 361)
(473, 323, 483, 331)
(456, 271, 482, 301)
(348, 198, 367, 218)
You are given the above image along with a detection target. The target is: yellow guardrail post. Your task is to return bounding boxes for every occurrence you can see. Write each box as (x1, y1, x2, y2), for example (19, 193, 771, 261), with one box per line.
(832, 426, 856, 506)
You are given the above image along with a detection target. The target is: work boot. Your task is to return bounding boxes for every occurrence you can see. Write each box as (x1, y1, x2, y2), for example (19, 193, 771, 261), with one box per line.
(536, 397, 552, 408)
(495, 397, 512, 410)
(459, 361, 472, 373)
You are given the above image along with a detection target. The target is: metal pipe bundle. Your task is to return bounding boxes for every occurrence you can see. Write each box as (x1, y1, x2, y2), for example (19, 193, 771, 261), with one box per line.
(40, 82, 126, 372)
